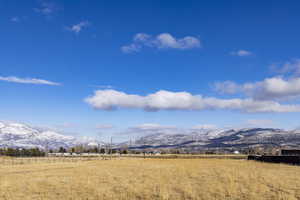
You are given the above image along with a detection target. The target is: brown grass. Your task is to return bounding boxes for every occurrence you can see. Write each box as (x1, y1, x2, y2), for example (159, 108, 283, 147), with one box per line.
(0, 158, 299, 200)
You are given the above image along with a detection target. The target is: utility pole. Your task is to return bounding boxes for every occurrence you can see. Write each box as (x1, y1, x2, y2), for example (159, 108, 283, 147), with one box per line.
(98, 142, 101, 159)
(129, 137, 132, 154)
(110, 137, 112, 160)
(143, 139, 146, 159)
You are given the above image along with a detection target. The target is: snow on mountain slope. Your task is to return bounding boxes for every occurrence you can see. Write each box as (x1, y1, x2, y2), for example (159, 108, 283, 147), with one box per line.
(134, 133, 190, 146)
(131, 128, 230, 147)
(2, 121, 300, 150)
(128, 127, 300, 149)
(0, 121, 102, 149)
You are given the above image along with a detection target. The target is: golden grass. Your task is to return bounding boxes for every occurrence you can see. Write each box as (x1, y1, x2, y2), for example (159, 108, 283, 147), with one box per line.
(0, 158, 299, 200)
(122, 154, 247, 159)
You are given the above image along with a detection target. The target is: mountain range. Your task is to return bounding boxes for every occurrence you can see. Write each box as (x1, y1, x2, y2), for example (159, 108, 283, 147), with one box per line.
(1, 121, 300, 150)
(0, 121, 102, 149)
(123, 127, 300, 150)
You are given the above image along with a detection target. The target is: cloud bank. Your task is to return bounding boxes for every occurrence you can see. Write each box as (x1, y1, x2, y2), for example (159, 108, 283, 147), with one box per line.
(85, 89, 300, 113)
(214, 77, 300, 100)
(121, 33, 201, 53)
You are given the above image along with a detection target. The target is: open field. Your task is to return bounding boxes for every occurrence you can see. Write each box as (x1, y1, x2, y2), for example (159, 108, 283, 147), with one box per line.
(0, 154, 247, 165)
(121, 154, 247, 160)
(0, 158, 300, 200)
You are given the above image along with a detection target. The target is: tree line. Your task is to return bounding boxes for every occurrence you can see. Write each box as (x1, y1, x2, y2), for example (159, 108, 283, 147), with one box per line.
(0, 146, 126, 157)
(0, 148, 45, 157)
(0, 145, 276, 157)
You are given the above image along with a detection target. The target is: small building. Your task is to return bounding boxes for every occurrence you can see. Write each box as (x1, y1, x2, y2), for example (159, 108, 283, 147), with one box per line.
(281, 149, 300, 156)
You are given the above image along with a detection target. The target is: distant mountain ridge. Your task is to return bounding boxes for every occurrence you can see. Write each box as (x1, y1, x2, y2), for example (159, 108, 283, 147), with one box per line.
(0, 121, 102, 149)
(124, 127, 300, 150)
(1, 121, 300, 150)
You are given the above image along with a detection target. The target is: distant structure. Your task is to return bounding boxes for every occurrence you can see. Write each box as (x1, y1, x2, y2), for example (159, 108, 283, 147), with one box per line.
(248, 148, 300, 165)
(281, 149, 300, 156)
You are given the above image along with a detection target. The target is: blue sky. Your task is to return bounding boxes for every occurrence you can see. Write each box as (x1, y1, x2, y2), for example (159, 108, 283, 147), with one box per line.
(1, 0, 300, 141)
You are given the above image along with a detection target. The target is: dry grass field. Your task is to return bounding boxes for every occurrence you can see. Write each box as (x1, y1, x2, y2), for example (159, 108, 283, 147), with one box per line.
(0, 157, 299, 200)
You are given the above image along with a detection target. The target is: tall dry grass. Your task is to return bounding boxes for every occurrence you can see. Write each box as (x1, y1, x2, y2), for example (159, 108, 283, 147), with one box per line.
(0, 158, 299, 200)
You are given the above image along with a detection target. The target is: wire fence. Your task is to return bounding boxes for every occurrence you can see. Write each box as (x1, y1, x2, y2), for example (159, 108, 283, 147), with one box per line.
(0, 155, 120, 165)
(0, 154, 247, 165)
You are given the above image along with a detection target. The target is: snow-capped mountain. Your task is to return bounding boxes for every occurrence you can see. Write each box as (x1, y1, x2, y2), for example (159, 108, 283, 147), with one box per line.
(0, 121, 103, 149)
(127, 128, 300, 149)
(2, 121, 300, 150)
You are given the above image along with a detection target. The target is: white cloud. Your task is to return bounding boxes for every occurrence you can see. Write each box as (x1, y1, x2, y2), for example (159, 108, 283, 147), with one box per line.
(121, 44, 140, 53)
(85, 90, 144, 110)
(155, 34, 200, 49)
(85, 89, 300, 113)
(270, 59, 300, 76)
(215, 59, 300, 100)
(121, 33, 201, 53)
(230, 50, 252, 57)
(0, 76, 60, 86)
(96, 124, 114, 129)
(214, 77, 300, 100)
(253, 77, 300, 100)
(67, 21, 90, 34)
(133, 33, 151, 42)
(214, 81, 240, 94)
(34, 1, 60, 16)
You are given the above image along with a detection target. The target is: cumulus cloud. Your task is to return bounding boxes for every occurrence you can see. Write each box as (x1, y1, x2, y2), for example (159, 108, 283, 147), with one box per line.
(85, 89, 300, 113)
(121, 33, 201, 53)
(0, 76, 60, 86)
(67, 21, 90, 34)
(230, 50, 252, 57)
(214, 77, 300, 100)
